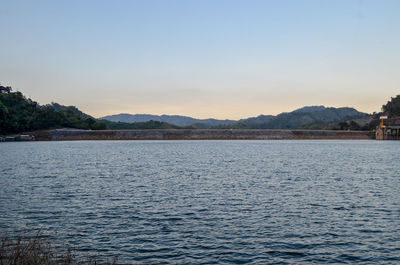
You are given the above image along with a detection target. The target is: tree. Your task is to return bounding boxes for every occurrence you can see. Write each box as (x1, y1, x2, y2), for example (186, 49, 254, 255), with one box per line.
(348, 121, 361, 130)
(338, 122, 349, 130)
(0, 101, 8, 132)
(382, 95, 400, 117)
(0, 101, 8, 118)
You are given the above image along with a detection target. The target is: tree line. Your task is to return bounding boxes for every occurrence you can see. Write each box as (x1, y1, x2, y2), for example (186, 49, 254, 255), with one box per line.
(0, 90, 183, 134)
(0, 91, 107, 134)
(1, 86, 399, 134)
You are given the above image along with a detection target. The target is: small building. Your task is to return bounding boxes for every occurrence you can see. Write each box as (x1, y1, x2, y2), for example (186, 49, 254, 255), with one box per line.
(376, 126, 400, 140)
(376, 115, 400, 140)
(0, 85, 12, 93)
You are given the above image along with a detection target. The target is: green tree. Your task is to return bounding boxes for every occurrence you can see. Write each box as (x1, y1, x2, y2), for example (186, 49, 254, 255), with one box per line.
(382, 95, 400, 117)
(348, 121, 361, 130)
(0, 100, 8, 118)
(0, 100, 8, 131)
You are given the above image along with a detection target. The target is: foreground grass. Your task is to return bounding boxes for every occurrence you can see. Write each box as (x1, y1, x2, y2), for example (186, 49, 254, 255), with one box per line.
(0, 232, 117, 265)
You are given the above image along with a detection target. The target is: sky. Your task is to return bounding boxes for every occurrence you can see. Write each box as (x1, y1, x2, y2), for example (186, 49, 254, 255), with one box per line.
(0, 0, 399, 119)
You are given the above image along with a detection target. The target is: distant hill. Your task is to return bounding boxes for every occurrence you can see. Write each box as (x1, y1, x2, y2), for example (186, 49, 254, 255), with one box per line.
(235, 106, 368, 129)
(100, 114, 236, 127)
(0, 84, 375, 134)
(234, 115, 275, 128)
(101, 120, 182, 130)
(102, 106, 369, 130)
(292, 105, 326, 113)
(45, 102, 92, 119)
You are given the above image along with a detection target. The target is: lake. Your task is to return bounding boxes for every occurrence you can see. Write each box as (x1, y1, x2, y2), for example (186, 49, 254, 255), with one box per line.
(0, 140, 399, 264)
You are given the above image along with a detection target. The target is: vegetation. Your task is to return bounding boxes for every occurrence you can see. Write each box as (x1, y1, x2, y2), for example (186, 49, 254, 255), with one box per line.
(101, 119, 183, 130)
(0, 92, 107, 134)
(0, 231, 116, 265)
(100, 113, 235, 127)
(336, 121, 361, 131)
(46, 103, 92, 120)
(381, 95, 400, 117)
(363, 94, 400, 129)
(101, 107, 368, 130)
(0, 90, 183, 134)
(4, 85, 398, 134)
(102, 107, 369, 130)
(214, 107, 368, 130)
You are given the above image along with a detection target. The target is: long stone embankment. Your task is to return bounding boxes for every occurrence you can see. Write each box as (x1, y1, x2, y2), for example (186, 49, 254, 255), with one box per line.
(42, 129, 372, 141)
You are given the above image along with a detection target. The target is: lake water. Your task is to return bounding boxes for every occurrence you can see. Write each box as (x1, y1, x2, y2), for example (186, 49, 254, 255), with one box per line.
(0, 140, 399, 264)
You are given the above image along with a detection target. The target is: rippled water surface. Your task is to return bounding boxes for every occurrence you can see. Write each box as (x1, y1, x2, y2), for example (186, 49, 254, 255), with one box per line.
(0, 140, 399, 264)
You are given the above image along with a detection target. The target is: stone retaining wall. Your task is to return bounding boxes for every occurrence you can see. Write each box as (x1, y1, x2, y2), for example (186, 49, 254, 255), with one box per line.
(48, 129, 372, 141)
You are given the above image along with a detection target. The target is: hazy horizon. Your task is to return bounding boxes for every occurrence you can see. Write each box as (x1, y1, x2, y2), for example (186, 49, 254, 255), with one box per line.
(1, 0, 399, 119)
(98, 104, 368, 121)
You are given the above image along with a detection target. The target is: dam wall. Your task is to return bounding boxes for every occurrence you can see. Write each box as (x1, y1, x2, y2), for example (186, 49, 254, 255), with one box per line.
(48, 129, 372, 141)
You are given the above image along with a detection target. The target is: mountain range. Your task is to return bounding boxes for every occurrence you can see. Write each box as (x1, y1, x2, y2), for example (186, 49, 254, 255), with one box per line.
(100, 114, 236, 127)
(3, 86, 399, 134)
(100, 106, 369, 129)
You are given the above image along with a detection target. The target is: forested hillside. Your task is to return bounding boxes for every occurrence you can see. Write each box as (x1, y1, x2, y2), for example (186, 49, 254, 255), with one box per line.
(0, 90, 185, 134)
(0, 91, 106, 134)
(101, 106, 369, 130)
(368, 95, 400, 127)
(3, 88, 395, 134)
(216, 107, 369, 130)
(100, 113, 236, 127)
(381, 95, 400, 117)
(101, 119, 182, 130)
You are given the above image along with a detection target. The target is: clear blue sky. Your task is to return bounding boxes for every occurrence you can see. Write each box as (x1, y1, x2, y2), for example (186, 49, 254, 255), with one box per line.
(1, 0, 399, 119)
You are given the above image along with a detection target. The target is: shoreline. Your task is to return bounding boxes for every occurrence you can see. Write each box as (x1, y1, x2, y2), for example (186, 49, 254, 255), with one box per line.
(27, 129, 374, 141)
